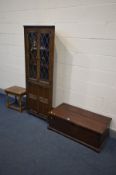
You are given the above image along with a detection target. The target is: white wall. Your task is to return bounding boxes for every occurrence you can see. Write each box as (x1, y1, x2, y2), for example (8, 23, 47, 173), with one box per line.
(0, 0, 116, 130)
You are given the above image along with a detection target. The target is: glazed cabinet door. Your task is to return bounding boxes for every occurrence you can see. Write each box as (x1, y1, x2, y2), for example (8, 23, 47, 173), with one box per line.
(25, 30, 38, 81)
(37, 28, 54, 116)
(38, 28, 54, 84)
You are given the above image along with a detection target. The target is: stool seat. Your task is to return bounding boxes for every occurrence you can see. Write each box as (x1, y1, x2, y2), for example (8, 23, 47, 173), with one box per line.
(5, 86, 26, 112)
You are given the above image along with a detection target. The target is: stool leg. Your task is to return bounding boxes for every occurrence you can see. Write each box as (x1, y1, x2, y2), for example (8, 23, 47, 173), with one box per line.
(18, 96, 22, 112)
(14, 95, 18, 104)
(6, 93, 9, 108)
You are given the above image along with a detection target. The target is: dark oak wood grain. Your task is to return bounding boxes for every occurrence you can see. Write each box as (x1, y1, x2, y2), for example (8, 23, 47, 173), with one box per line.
(5, 86, 26, 112)
(24, 26, 55, 119)
(48, 103, 112, 152)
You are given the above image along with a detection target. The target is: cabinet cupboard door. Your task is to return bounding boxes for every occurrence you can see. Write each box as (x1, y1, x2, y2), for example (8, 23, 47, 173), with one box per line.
(38, 86, 52, 115)
(25, 31, 38, 81)
(38, 29, 54, 84)
(26, 83, 38, 114)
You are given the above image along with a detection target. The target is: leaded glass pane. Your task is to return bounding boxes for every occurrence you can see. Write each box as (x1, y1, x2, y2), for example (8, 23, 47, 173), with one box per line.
(28, 32, 37, 79)
(40, 33, 49, 49)
(40, 33, 50, 81)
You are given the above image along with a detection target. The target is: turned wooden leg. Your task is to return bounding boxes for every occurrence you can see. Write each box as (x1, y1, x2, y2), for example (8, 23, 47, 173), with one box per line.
(18, 96, 22, 112)
(14, 95, 18, 104)
(6, 93, 10, 108)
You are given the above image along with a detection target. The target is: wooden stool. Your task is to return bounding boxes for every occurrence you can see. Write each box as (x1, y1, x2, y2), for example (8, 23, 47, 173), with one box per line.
(5, 86, 26, 112)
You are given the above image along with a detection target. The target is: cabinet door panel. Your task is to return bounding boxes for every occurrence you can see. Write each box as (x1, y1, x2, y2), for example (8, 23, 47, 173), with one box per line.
(38, 28, 54, 84)
(38, 86, 52, 115)
(39, 33, 50, 82)
(27, 83, 38, 113)
(25, 31, 38, 81)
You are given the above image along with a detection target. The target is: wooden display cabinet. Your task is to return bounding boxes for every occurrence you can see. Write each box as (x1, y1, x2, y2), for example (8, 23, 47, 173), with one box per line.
(24, 26, 55, 119)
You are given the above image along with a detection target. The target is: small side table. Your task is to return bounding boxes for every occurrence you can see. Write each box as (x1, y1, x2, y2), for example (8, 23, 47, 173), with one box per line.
(5, 86, 26, 112)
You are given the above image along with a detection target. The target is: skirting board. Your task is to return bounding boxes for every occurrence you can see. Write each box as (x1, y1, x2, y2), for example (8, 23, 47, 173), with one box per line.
(110, 129, 116, 139)
(0, 88, 116, 138)
(0, 88, 5, 94)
